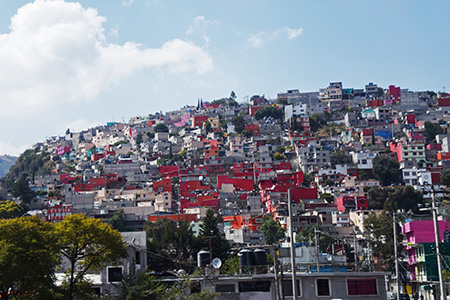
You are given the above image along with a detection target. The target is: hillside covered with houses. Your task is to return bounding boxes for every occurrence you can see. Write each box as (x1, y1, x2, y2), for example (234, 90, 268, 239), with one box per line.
(2, 81, 450, 298)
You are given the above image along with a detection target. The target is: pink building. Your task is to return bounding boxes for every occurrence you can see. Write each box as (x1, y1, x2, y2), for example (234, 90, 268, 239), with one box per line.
(402, 220, 450, 279)
(56, 145, 71, 156)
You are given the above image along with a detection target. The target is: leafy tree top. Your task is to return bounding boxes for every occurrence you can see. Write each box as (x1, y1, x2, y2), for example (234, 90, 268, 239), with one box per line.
(372, 155, 402, 186)
(154, 123, 169, 133)
(260, 215, 285, 244)
(199, 209, 230, 260)
(56, 213, 127, 300)
(0, 200, 23, 219)
(0, 216, 60, 299)
(254, 106, 283, 120)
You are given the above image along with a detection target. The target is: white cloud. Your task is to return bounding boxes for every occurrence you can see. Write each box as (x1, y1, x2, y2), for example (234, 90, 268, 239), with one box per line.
(65, 118, 99, 133)
(0, 142, 29, 157)
(186, 15, 217, 36)
(286, 28, 303, 40)
(247, 33, 265, 48)
(122, 0, 135, 7)
(247, 27, 303, 48)
(0, 0, 214, 118)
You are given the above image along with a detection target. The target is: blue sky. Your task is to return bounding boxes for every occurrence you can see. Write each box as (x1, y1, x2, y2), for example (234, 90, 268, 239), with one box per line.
(0, 0, 449, 156)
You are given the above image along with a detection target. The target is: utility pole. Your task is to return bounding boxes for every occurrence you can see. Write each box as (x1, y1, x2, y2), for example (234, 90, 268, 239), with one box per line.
(431, 187, 446, 300)
(354, 231, 358, 272)
(314, 227, 320, 273)
(393, 212, 400, 300)
(288, 189, 298, 300)
(271, 248, 281, 300)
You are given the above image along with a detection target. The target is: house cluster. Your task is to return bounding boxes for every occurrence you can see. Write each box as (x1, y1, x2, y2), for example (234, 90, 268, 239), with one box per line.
(24, 82, 450, 298)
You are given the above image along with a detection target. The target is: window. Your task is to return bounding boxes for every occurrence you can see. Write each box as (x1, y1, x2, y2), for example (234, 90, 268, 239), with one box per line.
(347, 278, 377, 295)
(316, 278, 330, 296)
(239, 281, 271, 292)
(135, 251, 141, 265)
(282, 280, 301, 297)
(216, 284, 235, 293)
(107, 267, 123, 283)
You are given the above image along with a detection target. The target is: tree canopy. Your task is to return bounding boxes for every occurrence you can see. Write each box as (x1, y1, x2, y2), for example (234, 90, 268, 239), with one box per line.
(424, 121, 443, 144)
(383, 185, 424, 213)
(372, 155, 402, 186)
(364, 212, 403, 274)
(231, 115, 246, 134)
(365, 186, 389, 209)
(254, 106, 283, 120)
(1, 148, 55, 189)
(154, 123, 169, 133)
(146, 218, 202, 273)
(198, 209, 230, 261)
(260, 215, 285, 244)
(0, 200, 23, 219)
(0, 216, 60, 299)
(56, 214, 127, 300)
(441, 168, 450, 186)
(276, 97, 288, 105)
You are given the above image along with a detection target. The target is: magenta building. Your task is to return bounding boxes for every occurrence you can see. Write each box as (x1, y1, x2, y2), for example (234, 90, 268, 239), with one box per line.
(402, 220, 450, 280)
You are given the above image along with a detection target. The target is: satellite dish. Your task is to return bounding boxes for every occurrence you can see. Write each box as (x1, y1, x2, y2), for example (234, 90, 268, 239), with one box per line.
(326, 254, 333, 262)
(211, 258, 222, 269)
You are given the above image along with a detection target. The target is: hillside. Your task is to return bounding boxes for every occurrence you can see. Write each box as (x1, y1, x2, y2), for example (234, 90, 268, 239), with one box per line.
(0, 155, 17, 178)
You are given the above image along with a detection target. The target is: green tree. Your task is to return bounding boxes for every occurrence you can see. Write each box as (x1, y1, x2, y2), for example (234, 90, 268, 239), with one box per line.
(114, 270, 165, 300)
(320, 193, 334, 203)
(260, 215, 285, 244)
(309, 113, 323, 132)
(203, 120, 212, 133)
(424, 121, 444, 144)
(383, 185, 424, 213)
(365, 186, 389, 209)
(231, 115, 245, 134)
(172, 149, 188, 162)
(0, 216, 60, 299)
(1, 148, 55, 189)
(146, 218, 202, 273)
(229, 91, 237, 101)
(56, 214, 127, 300)
(221, 256, 240, 275)
(0, 200, 23, 219)
(146, 131, 155, 139)
(372, 156, 402, 186)
(198, 209, 230, 260)
(364, 212, 402, 272)
(276, 97, 288, 105)
(441, 168, 450, 186)
(295, 225, 315, 244)
(302, 172, 315, 187)
(12, 177, 33, 205)
(254, 106, 283, 120)
(273, 152, 285, 161)
(154, 123, 169, 133)
(323, 178, 334, 186)
(110, 209, 126, 232)
(135, 133, 143, 144)
(241, 129, 252, 138)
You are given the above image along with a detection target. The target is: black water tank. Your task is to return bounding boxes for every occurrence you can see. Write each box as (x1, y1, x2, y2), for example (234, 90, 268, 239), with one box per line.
(253, 249, 268, 265)
(197, 250, 211, 268)
(239, 249, 254, 266)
